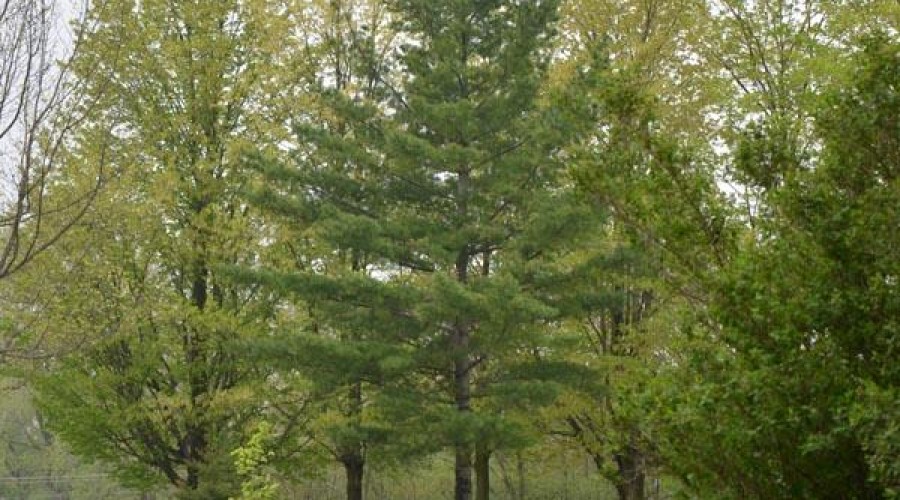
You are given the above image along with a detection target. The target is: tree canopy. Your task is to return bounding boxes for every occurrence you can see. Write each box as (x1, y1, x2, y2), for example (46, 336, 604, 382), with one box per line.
(0, 1, 896, 499)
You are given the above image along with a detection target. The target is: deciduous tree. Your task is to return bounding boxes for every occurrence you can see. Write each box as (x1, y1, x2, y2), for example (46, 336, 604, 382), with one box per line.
(26, 1, 300, 497)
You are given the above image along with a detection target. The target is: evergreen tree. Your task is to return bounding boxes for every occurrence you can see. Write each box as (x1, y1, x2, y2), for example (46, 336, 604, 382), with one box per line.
(236, 3, 415, 499)
(375, 4, 588, 496)
(239, 1, 601, 499)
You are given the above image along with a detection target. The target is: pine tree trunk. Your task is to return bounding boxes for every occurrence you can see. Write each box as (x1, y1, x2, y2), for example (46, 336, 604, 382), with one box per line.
(453, 194, 473, 500)
(343, 456, 365, 500)
(454, 340, 473, 500)
(475, 250, 492, 500)
(475, 445, 491, 500)
(343, 380, 366, 500)
(455, 443, 473, 500)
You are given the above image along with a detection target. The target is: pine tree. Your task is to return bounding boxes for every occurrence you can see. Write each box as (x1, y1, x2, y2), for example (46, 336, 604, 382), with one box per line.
(234, 3, 418, 499)
(243, 1, 601, 499)
(375, 3, 595, 495)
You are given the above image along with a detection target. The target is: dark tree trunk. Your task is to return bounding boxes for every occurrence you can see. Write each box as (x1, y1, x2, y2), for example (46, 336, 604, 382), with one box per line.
(614, 445, 645, 500)
(455, 443, 473, 500)
(453, 347, 473, 500)
(453, 322, 473, 500)
(342, 380, 366, 500)
(474, 250, 492, 500)
(453, 226, 473, 500)
(475, 445, 491, 500)
(343, 456, 365, 500)
(454, 339, 473, 500)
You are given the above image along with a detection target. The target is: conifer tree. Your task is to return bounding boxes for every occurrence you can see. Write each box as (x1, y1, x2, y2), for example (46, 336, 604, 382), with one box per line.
(374, 4, 585, 495)
(241, 2, 413, 498)
(243, 1, 600, 499)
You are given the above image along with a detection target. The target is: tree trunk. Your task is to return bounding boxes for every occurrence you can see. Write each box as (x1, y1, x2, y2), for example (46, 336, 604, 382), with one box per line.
(182, 267, 209, 493)
(456, 443, 473, 500)
(475, 445, 491, 500)
(449, 148, 477, 498)
(452, 320, 473, 500)
(614, 445, 645, 500)
(453, 226, 473, 500)
(343, 456, 365, 500)
(342, 380, 366, 500)
(453, 323, 473, 500)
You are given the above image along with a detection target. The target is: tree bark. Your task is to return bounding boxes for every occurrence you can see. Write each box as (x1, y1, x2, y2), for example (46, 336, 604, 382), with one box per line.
(614, 445, 645, 500)
(453, 305, 473, 500)
(453, 170, 474, 500)
(343, 456, 365, 500)
(455, 442, 473, 500)
(341, 379, 366, 500)
(454, 331, 473, 500)
(475, 445, 491, 500)
(453, 323, 473, 500)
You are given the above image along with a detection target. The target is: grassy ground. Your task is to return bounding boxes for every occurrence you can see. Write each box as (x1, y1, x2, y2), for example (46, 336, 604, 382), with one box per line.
(282, 449, 670, 500)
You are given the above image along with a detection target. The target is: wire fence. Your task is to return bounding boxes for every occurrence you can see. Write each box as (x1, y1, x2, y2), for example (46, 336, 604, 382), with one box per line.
(0, 454, 673, 499)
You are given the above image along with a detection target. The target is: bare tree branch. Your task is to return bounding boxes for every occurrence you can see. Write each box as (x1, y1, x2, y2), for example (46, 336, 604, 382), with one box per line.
(0, 0, 105, 280)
